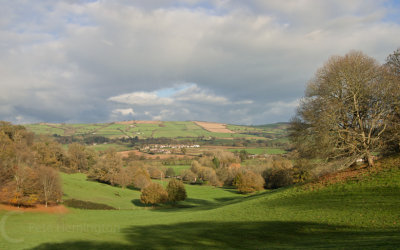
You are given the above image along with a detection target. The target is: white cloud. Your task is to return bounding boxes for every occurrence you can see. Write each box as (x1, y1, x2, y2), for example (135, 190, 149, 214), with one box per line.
(108, 83, 254, 107)
(108, 92, 174, 106)
(0, 1, 400, 124)
(263, 99, 300, 116)
(112, 108, 135, 116)
(173, 84, 231, 105)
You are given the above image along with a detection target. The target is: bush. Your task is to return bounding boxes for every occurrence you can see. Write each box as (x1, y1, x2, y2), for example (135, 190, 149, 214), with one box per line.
(263, 168, 293, 189)
(166, 179, 187, 203)
(63, 199, 116, 210)
(292, 159, 315, 183)
(140, 182, 168, 205)
(233, 171, 265, 194)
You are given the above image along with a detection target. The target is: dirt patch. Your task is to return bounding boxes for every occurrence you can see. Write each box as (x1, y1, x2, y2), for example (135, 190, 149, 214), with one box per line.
(0, 204, 68, 214)
(194, 121, 234, 133)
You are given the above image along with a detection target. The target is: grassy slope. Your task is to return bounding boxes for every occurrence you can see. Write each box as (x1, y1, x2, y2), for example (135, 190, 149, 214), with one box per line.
(1, 161, 399, 249)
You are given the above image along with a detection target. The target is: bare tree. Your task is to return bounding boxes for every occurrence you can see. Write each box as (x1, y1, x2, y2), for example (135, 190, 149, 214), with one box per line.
(290, 51, 396, 166)
(38, 166, 62, 207)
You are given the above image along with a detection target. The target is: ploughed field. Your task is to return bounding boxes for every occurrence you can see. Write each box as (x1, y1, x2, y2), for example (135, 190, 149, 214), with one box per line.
(1, 159, 399, 249)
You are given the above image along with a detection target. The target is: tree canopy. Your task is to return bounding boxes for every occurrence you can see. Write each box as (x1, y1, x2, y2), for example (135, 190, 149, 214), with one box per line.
(290, 51, 398, 166)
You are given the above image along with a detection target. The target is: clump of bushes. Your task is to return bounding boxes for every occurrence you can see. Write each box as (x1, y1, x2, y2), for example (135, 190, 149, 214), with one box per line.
(233, 171, 265, 194)
(263, 167, 293, 189)
(166, 179, 187, 203)
(63, 199, 116, 210)
(140, 183, 168, 206)
(140, 179, 188, 206)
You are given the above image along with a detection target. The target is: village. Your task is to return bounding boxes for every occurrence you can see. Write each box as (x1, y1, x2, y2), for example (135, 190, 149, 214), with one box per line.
(140, 144, 200, 154)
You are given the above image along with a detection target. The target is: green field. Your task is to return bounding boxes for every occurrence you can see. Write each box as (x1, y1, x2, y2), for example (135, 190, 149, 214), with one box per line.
(166, 165, 191, 175)
(1, 160, 399, 249)
(228, 147, 287, 155)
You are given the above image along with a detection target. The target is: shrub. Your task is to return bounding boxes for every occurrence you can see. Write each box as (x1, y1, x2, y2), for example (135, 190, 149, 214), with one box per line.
(140, 183, 168, 206)
(233, 171, 265, 194)
(292, 159, 315, 183)
(263, 168, 293, 189)
(166, 179, 187, 203)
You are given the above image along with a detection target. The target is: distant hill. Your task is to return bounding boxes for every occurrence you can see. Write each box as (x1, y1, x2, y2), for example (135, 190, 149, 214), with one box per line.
(24, 121, 289, 140)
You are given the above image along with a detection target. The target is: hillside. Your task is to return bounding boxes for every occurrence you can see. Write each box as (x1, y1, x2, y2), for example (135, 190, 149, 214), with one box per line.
(1, 157, 399, 249)
(24, 121, 289, 140)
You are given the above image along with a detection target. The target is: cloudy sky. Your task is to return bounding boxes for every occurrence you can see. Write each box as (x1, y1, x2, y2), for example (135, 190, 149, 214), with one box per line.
(1, 0, 400, 125)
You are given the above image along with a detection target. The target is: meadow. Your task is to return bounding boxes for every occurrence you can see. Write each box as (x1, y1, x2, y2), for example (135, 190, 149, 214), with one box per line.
(1, 159, 399, 249)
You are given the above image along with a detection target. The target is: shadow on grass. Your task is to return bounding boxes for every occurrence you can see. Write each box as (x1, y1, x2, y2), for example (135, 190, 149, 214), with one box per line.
(30, 221, 400, 249)
(137, 191, 276, 212)
(131, 199, 146, 207)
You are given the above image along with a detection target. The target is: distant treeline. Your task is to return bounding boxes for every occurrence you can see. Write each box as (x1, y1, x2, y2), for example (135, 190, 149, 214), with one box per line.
(52, 134, 289, 149)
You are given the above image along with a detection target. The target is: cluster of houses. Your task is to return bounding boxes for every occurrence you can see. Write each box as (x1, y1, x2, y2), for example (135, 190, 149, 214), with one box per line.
(140, 144, 200, 154)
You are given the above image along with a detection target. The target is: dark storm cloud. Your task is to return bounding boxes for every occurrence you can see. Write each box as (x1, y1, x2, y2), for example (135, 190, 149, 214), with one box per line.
(0, 0, 400, 124)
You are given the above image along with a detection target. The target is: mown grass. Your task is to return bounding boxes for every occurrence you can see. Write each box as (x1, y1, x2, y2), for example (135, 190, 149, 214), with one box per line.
(1, 159, 399, 249)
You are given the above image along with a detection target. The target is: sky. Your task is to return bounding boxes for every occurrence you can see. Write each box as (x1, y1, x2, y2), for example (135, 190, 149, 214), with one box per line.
(1, 0, 400, 125)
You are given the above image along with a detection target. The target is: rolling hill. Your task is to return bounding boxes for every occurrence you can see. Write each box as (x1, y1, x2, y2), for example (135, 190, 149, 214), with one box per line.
(24, 121, 289, 140)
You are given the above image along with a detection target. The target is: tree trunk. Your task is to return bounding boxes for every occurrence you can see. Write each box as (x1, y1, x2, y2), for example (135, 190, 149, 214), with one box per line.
(366, 152, 374, 167)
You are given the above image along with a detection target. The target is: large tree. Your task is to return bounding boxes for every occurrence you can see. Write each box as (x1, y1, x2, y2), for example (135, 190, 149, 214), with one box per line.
(382, 48, 400, 154)
(290, 51, 396, 166)
(68, 143, 98, 172)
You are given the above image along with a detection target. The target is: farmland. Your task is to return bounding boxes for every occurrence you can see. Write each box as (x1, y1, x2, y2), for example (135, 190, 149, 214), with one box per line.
(25, 121, 289, 140)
